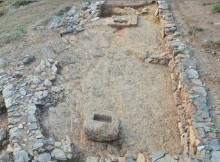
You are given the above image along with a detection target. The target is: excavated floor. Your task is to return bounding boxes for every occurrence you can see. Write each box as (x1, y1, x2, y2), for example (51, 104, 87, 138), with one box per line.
(41, 5, 183, 160)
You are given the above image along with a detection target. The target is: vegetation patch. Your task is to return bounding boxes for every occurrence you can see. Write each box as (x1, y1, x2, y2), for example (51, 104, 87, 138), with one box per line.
(12, 0, 34, 8)
(2, 24, 26, 44)
(57, 6, 71, 16)
(188, 26, 204, 35)
(216, 40, 220, 46)
(213, 3, 220, 12)
(203, 1, 220, 6)
(0, 0, 36, 17)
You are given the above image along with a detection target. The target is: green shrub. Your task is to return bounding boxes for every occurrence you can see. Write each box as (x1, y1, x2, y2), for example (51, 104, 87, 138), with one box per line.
(213, 3, 220, 12)
(12, 0, 33, 7)
(0, 0, 36, 17)
(216, 40, 220, 46)
(188, 26, 204, 35)
(57, 6, 71, 16)
(3, 24, 26, 44)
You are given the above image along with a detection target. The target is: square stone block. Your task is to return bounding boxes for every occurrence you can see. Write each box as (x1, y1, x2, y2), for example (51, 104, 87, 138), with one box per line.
(83, 112, 120, 142)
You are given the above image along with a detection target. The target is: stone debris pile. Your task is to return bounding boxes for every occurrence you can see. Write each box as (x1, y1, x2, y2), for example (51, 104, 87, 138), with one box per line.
(60, 1, 105, 36)
(0, 58, 79, 162)
(37, 1, 105, 36)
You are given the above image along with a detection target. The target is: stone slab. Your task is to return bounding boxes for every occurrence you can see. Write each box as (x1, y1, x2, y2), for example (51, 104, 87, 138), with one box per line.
(107, 15, 138, 27)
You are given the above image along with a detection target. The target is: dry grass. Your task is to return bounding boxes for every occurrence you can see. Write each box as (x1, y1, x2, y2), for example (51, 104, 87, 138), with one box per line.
(0, 0, 36, 16)
(188, 26, 204, 35)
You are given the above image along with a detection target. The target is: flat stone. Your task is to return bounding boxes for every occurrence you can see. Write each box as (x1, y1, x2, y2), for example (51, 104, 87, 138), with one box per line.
(23, 55, 35, 65)
(196, 128, 206, 139)
(137, 153, 145, 162)
(179, 72, 190, 88)
(28, 114, 37, 123)
(191, 79, 202, 85)
(0, 128, 7, 144)
(47, 16, 62, 29)
(28, 105, 37, 114)
(68, 17, 82, 25)
(44, 79, 52, 87)
(33, 142, 44, 150)
(164, 23, 176, 28)
(55, 141, 62, 147)
(3, 84, 13, 92)
(150, 151, 165, 162)
(13, 150, 30, 162)
(126, 158, 134, 162)
(211, 151, 220, 162)
(197, 145, 205, 151)
(170, 41, 184, 48)
(18, 124, 23, 129)
(52, 148, 67, 161)
(201, 110, 210, 119)
(0, 58, 6, 67)
(60, 26, 76, 36)
(5, 98, 12, 108)
(52, 65, 58, 74)
(29, 123, 38, 130)
(194, 122, 206, 128)
(192, 86, 207, 97)
(67, 153, 73, 159)
(38, 153, 51, 162)
(3, 90, 15, 99)
(0, 151, 10, 161)
(209, 139, 220, 151)
(19, 88, 26, 96)
(130, 15, 138, 26)
(86, 156, 99, 162)
(156, 154, 175, 162)
(51, 86, 63, 93)
(194, 97, 209, 110)
(188, 69, 199, 79)
(9, 127, 21, 138)
(44, 138, 55, 145)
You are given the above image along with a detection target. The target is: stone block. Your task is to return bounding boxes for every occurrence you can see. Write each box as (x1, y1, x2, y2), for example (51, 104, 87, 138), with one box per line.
(83, 112, 120, 141)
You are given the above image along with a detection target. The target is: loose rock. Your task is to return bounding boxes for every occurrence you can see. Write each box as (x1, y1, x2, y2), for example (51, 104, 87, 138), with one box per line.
(52, 148, 67, 161)
(23, 55, 35, 65)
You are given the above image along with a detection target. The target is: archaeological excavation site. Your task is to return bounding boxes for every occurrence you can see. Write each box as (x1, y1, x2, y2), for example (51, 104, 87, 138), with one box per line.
(0, 0, 220, 161)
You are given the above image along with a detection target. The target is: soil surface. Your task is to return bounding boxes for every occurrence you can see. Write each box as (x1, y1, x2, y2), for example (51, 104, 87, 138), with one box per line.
(0, 0, 186, 161)
(43, 5, 182, 160)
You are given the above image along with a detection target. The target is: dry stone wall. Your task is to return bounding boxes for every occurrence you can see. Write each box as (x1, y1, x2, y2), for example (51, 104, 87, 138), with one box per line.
(156, 1, 220, 162)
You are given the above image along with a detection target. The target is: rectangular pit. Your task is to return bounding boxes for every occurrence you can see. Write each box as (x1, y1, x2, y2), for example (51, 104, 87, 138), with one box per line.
(93, 114, 112, 123)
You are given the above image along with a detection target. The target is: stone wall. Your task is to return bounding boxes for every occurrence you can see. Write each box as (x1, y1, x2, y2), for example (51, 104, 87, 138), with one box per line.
(0, 59, 78, 162)
(156, 1, 220, 161)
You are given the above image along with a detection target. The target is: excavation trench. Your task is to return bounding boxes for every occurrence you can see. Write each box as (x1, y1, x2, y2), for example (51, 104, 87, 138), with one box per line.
(41, 4, 183, 161)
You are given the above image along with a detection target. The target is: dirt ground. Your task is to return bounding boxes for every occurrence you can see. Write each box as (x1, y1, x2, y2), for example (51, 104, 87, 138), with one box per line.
(170, 0, 220, 139)
(0, 0, 186, 160)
